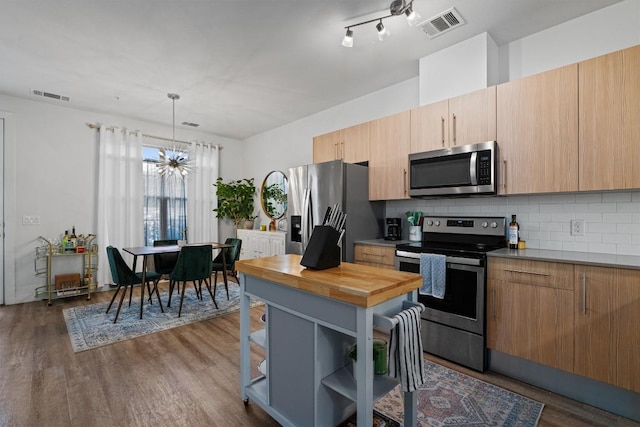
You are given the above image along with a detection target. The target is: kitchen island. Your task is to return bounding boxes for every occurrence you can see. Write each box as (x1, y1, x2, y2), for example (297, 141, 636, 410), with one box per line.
(236, 254, 423, 427)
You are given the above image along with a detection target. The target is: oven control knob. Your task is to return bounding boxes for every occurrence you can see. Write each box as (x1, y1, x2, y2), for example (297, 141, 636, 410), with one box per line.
(434, 220, 441, 226)
(481, 221, 488, 228)
(490, 221, 498, 228)
(426, 220, 433, 226)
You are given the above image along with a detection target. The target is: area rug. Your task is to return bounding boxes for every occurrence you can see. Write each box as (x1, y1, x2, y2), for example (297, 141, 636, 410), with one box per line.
(64, 284, 256, 353)
(374, 359, 544, 427)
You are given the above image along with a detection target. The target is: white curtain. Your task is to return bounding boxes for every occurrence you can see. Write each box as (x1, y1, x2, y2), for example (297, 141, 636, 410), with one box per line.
(97, 126, 144, 285)
(187, 143, 220, 244)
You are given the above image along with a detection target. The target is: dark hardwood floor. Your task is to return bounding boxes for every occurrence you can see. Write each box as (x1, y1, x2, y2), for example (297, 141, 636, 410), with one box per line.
(0, 284, 637, 427)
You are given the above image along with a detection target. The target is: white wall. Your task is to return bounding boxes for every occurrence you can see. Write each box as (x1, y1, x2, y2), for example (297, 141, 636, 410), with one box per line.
(0, 93, 242, 303)
(500, 0, 640, 81)
(419, 32, 499, 104)
(243, 78, 419, 228)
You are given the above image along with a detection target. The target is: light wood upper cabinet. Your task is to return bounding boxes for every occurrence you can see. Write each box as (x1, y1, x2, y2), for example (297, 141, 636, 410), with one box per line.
(574, 265, 640, 393)
(410, 100, 449, 152)
(410, 88, 496, 153)
(487, 258, 574, 372)
(579, 50, 624, 191)
(579, 45, 640, 191)
(497, 64, 579, 195)
(313, 122, 369, 164)
(448, 87, 497, 147)
(369, 111, 411, 200)
(624, 45, 640, 188)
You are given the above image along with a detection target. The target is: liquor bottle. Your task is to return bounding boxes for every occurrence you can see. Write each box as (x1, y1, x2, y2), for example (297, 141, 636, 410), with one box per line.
(62, 230, 69, 248)
(508, 215, 519, 249)
(70, 226, 77, 248)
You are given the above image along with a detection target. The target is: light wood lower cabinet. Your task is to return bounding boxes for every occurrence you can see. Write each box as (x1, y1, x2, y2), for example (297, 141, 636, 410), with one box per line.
(574, 265, 640, 393)
(487, 258, 574, 372)
(237, 230, 286, 260)
(489, 257, 640, 394)
(354, 244, 395, 270)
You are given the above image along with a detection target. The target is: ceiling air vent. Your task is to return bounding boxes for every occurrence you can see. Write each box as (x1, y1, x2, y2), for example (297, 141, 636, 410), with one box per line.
(31, 89, 70, 102)
(182, 121, 200, 127)
(418, 7, 465, 39)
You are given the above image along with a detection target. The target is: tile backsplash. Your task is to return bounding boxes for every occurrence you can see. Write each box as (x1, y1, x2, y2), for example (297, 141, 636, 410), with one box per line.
(386, 191, 640, 256)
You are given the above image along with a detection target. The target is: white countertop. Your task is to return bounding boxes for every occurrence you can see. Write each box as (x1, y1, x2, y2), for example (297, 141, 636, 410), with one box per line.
(488, 247, 640, 270)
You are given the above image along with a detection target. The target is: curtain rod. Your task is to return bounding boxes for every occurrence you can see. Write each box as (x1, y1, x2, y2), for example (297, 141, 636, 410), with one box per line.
(86, 123, 223, 150)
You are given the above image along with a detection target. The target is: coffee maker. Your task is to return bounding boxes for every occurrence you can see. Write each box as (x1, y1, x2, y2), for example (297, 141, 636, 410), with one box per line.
(384, 218, 401, 241)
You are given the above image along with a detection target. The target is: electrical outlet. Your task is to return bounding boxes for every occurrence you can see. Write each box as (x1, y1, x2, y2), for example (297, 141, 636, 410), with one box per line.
(22, 215, 40, 225)
(570, 219, 584, 236)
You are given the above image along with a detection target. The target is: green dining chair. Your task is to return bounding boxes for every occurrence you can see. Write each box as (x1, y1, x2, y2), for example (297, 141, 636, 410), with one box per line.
(212, 238, 242, 300)
(168, 244, 216, 317)
(153, 239, 179, 293)
(105, 246, 162, 323)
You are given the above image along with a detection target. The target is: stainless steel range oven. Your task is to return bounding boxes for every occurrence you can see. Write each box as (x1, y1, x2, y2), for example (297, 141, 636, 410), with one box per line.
(395, 216, 506, 372)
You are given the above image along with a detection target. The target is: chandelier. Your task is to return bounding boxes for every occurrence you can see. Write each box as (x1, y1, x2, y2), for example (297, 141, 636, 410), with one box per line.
(341, 0, 421, 47)
(157, 93, 192, 179)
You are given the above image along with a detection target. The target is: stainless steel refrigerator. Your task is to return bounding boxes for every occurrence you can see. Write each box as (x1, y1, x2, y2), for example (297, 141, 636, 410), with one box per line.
(286, 160, 383, 262)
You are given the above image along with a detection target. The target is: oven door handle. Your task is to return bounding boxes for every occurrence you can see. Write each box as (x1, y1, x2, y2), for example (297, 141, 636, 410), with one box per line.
(395, 251, 482, 266)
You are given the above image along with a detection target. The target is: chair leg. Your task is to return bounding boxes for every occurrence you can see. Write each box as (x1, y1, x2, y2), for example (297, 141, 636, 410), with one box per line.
(178, 280, 187, 317)
(113, 284, 129, 323)
(128, 283, 134, 306)
(213, 271, 218, 296)
(168, 280, 175, 307)
(147, 281, 153, 304)
(106, 284, 123, 313)
(203, 277, 218, 309)
(192, 280, 202, 300)
(224, 271, 229, 300)
(151, 280, 164, 313)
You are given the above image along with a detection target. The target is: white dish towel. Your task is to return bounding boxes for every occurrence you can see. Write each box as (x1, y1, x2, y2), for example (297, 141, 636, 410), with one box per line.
(387, 306, 427, 393)
(419, 253, 446, 299)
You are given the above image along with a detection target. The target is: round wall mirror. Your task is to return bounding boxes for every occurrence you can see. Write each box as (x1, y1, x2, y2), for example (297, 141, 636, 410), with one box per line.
(261, 170, 288, 220)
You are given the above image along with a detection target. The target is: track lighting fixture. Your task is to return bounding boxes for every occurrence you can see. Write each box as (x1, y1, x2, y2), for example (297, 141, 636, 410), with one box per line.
(341, 0, 421, 47)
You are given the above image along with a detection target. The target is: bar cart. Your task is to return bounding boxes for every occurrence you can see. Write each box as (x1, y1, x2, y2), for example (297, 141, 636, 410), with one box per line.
(34, 235, 98, 305)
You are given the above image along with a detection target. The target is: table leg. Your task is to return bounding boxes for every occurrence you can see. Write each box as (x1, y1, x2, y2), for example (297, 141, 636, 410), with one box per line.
(239, 273, 250, 401)
(139, 255, 147, 320)
(356, 307, 374, 427)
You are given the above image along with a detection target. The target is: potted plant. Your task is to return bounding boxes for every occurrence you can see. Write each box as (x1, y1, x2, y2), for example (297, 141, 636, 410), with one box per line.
(213, 177, 257, 229)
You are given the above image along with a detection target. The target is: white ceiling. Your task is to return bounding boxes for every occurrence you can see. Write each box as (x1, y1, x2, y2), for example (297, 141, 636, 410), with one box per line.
(0, 0, 623, 140)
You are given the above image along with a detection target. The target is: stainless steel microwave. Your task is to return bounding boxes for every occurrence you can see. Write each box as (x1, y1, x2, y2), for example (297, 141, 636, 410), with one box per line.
(409, 141, 498, 197)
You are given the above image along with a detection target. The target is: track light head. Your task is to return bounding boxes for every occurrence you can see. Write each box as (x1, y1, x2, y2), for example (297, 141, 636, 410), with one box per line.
(405, 5, 421, 26)
(342, 28, 354, 47)
(376, 20, 390, 41)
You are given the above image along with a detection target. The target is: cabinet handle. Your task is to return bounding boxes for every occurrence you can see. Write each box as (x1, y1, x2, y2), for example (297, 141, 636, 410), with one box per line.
(452, 113, 457, 145)
(492, 288, 496, 320)
(441, 117, 445, 147)
(504, 269, 550, 277)
(334, 142, 339, 160)
(582, 273, 587, 315)
(403, 169, 408, 195)
(502, 160, 507, 192)
(340, 141, 344, 160)
(362, 252, 385, 257)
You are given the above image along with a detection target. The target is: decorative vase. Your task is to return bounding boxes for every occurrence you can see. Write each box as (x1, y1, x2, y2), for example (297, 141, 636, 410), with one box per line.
(244, 219, 255, 230)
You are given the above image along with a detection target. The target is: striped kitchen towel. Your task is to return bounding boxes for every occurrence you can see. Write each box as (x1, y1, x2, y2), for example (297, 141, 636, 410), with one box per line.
(387, 306, 426, 392)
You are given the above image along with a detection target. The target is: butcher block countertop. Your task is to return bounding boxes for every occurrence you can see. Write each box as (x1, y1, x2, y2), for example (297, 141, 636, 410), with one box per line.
(236, 254, 422, 308)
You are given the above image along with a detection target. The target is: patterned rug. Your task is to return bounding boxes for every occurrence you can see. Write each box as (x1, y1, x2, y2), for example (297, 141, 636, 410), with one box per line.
(64, 284, 253, 353)
(374, 360, 544, 427)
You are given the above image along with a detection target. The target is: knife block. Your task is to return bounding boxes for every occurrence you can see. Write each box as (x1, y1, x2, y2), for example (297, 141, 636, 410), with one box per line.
(300, 226, 341, 270)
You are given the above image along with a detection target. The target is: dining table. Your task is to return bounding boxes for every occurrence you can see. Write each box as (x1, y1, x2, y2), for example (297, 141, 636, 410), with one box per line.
(123, 242, 233, 319)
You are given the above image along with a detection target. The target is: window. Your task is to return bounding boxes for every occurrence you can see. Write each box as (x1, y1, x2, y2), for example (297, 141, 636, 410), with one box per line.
(143, 146, 187, 246)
